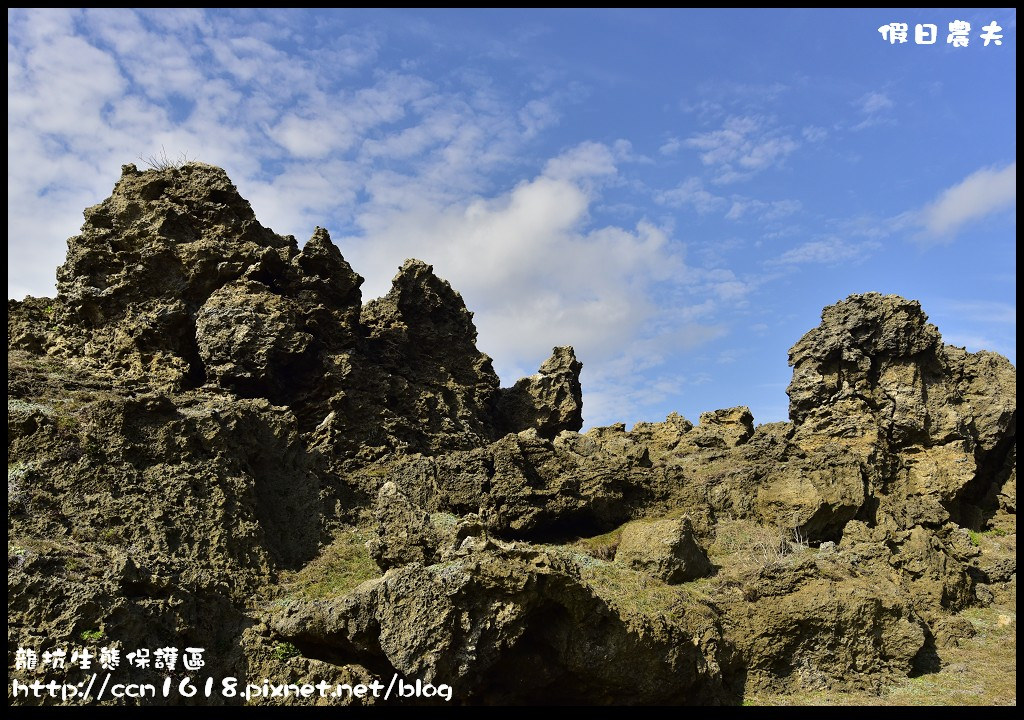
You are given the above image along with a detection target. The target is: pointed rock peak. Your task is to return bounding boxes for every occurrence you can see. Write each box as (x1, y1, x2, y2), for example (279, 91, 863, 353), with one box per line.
(60, 162, 292, 299)
(53, 162, 296, 388)
(399, 258, 431, 274)
(111, 161, 250, 214)
(371, 259, 477, 340)
(389, 259, 462, 303)
(297, 227, 363, 291)
(74, 161, 284, 257)
(539, 346, 583, 376)
(303, 226, 337, 256)
(391, 259, 448, 291)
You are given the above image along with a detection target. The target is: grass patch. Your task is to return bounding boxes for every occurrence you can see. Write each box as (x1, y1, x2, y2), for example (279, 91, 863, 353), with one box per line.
(745, 602, 1017, 705)
(577, 557, 684, 620)
(80, 629, 104, 643)
(273, 642, 300, 661)
(709, 518, 810, 575)
(573, 525, 624, 561)
(278, 528, 381, 601)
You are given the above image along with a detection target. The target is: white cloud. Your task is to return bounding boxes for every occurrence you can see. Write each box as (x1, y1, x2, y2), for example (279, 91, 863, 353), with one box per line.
(929, 300, 1016, 362)
(330, 140, 752, 428)
(8, 9, 752, 429)
(685, 115, 798, 183)
(346, 143, 684, 359)
(802, 125, 827, 143)
(270, 115, 357, 158)
(852, 91, 895, 130)
(519, 99, 560, 139)
(542, 141, 618, 181)
(659, 137, 683, 155)
(656, 182, 800, 223)
(656, 178, 726, 214)
(772, 237, 879, 265)
(680, 80, 789, 121)
(917, 162, 1016, 240)
(857, 91, 893, 115)
(725, 197, 801, 222)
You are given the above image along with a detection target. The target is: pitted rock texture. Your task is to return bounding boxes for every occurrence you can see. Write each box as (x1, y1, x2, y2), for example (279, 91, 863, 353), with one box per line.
(272, 549, 727, 704)
(496, 346, 584, 438)
(52, 163, 296, 389)
(7, 163, 1015, 705)
(788, 293, 1016, 532)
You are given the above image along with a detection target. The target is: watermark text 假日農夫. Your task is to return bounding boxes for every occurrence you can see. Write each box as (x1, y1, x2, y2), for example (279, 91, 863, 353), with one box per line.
(877, 20, 1004, 47)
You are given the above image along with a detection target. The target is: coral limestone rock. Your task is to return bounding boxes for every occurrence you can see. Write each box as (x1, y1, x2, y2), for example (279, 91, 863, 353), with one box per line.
(496, 345, 584, 438)
(7, 164, 1016, 706)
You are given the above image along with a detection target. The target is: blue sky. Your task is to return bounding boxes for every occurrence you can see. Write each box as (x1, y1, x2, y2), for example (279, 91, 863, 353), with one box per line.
(7, 8, 1017, 429)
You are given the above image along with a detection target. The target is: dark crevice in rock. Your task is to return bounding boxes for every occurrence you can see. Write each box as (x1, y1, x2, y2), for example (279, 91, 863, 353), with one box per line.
(951, 432, 1016, 529)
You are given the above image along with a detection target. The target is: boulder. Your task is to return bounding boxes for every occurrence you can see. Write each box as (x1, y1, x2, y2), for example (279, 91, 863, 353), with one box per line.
(614, 516, 713, 583)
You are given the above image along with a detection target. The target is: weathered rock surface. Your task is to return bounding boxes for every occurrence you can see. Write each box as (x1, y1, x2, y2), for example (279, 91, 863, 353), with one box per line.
(496, 346, 584, 438)
(788, 293, 1016, 532)
(272, 548, 727, 704)
(614, 516, 712, 583)
(366, 482, 440, 570)
(196, 279, 314, 396)
(717, 552, 927, 692)
(7, 164, 1016, 705)
(52, 163, 297, 389)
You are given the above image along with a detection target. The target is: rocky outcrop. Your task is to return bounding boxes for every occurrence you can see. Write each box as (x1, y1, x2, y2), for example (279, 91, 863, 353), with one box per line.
(272, 548, 728, 704)
(7, 164, 1016, 706)
(787, 293, 1016, 532)
(350, 259, 502, 455)
(26, 163, 587, 462)
(496, 346, 584, 438)
(51, 163, 297, 389)
(196, 279, 314, 396)
(718, 552, 927, 692)
(366, 482, 441, 570)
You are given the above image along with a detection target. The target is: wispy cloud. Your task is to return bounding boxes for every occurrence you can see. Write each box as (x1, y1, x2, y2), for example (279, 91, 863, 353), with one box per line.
(679, 80, 790, 122)
(685, 115, 798, 184)
(656, 177, 727, 214)
(852, 91, 895, 131)
(916, 162, 1016, 241)
(659, 137, 684, 156)
(929, 299, 1017, 361)
(8, 8, 744, 427)
(656, 180, 800, 224)
(725, 197, 801, 222)
(771, 237, 880, 266)
(542, 140, 618, 181)
(858, 91, 893, 115)
(802, 125, 827, 143)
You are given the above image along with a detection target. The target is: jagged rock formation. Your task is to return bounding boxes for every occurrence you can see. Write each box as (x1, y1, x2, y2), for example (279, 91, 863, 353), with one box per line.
(788, 293, 1016, 532)
(8, 163, 1016, 705)
(496, 346, 584, 438)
